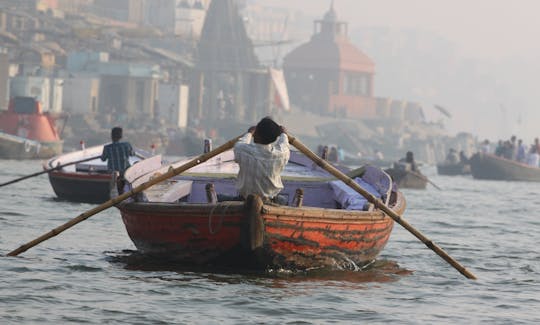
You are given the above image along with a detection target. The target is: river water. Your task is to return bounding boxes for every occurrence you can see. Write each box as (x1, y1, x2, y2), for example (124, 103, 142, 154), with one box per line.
(1, 159, 539, 324)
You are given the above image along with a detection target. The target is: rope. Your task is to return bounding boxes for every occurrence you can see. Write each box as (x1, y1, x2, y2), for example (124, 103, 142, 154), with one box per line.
(208, 203, 232, 235)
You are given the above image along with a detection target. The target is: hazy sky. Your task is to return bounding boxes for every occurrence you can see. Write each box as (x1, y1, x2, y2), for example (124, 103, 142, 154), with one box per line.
(263, 0, 540, 141)
(268, 0, 540, 60)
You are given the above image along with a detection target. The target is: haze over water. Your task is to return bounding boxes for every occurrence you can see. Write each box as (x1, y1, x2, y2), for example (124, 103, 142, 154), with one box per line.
(1, 159, 539, 324)
(269, 0, 540, 142)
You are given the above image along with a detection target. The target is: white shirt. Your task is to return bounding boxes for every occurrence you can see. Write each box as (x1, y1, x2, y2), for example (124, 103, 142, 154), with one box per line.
(233, 132, 290, 199)
(527, 153, 539, 167)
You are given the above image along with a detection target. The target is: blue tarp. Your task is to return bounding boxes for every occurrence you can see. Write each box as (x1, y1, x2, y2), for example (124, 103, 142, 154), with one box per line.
(329, 177, 380, 210)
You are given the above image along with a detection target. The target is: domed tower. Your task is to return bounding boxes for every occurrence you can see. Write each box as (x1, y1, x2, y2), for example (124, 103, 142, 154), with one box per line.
(283, 2, 376, 118)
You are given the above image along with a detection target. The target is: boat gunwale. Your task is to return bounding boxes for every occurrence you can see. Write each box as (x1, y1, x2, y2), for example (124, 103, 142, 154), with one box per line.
(119, 191, 405, 224)
(475, 152, 540, 170)
(44, 144, 105, 169)
(48, 170, 113, 181)
(470, 152, 540, 182)
(262, 191, 405, 223)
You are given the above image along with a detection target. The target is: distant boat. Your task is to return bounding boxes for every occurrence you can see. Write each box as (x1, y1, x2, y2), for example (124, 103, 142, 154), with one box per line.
(436, 162, 471, 176)
(116, 150, 406, 271)
(44, 144, 149, 203)
(0, 96, 64, 159)
(316, 144, 392, 169)
(385, 163, 427, 189)
(469, 153, 540, 182)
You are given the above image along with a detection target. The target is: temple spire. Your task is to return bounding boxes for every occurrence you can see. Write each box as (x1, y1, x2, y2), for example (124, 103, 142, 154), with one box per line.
(197, 0, 259, 71)
(314, 0, 347, 40)
(324, 0, 337, 22)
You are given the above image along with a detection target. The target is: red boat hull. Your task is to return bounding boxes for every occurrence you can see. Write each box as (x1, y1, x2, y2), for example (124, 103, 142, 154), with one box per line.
(47, 171, 113, 203)
(120, 202, 249, 265)
(0, 97, 63, 159)
(118, 193, 405, 270)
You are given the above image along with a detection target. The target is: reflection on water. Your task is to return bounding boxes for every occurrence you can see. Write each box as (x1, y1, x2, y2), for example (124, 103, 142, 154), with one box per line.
(107, 249, 411, 285)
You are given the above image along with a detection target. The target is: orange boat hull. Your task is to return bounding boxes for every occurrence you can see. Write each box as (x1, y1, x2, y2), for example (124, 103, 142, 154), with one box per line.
(261, 205, 396, 270)
(0, 97, 63, 159)
(118, 193, 405, 270)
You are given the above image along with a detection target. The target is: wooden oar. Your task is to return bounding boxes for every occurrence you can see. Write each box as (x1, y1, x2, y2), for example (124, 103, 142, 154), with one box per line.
(287, 133, 477, 280)
(6, 135, 242, 257)
(410, 170, 442, 190)
(0, 156, 101, 188)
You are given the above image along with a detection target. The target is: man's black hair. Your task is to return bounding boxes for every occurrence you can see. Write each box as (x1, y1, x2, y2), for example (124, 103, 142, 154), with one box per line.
(112, 127, 123, 141)
(255, 117, 281, 145)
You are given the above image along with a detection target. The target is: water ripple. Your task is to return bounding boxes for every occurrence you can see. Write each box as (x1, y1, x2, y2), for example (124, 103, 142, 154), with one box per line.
(2, 162, 540, 323)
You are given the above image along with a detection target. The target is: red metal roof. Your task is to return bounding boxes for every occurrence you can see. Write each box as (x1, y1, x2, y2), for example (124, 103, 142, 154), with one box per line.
(284, 3, 375, 74)
(284, 36, 375, 73)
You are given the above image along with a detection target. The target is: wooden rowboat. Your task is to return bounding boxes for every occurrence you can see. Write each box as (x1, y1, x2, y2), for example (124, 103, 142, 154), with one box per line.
(469, 152, 540, 181)
(44, 144, 148, 203)
(385, 164, 427, 189)
(436, 162, 471, 176)
(117, 151, 406, 271)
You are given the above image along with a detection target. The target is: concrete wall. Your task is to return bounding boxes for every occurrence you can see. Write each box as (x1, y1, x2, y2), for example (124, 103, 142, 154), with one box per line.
(174, 6, 206, 38)
(9, 76, 64, 113)
(93, 0, 144, 24)
(57, 0, 94, 12)
(66, 52, 109, 72)
(404, 102, 424, 122)
(62, 77, 99, 114)
(144, 0, 175, 32)
(158, 83, 190, 128)
(99, 75, 157, 120)
(10, 76, 51, 111)
(50, 78, 63, 113)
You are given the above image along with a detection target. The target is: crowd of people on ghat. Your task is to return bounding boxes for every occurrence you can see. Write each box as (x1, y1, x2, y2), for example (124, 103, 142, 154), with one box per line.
(480, 135, 540, 167)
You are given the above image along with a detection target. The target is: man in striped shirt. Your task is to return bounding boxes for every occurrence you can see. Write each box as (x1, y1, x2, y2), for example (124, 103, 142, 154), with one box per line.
(101, 127, 134, 177)
(234, 117, 290, 202)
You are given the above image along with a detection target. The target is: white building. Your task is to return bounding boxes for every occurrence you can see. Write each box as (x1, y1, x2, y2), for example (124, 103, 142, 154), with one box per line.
(144, 0, 210, 38)
(62, 77, 100, 115)
(10, 76, 63, 113)
(158, 83, 189, 128)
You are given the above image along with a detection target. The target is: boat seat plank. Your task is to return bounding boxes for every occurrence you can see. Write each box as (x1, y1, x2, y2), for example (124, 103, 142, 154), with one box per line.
(144, 180, 193, 202)
(75, 163, 108, 172)
(126, 155, 163, 186)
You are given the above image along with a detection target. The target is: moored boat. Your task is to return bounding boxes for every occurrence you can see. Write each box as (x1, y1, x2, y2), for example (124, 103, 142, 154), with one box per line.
(116, 150, 406, 271)
(469, 152, 540, 181)
(44, 144, 149, 203)
(436, 162, 471, 176)
(0, 96, 64, 159)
